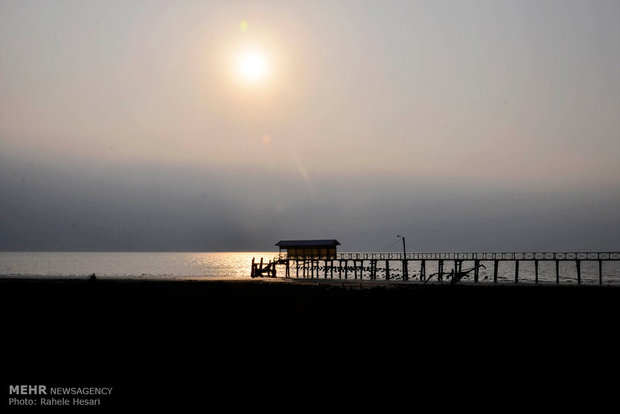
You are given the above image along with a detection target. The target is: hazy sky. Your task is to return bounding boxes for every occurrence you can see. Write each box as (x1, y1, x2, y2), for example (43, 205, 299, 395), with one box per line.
(1, 0, 619, 252)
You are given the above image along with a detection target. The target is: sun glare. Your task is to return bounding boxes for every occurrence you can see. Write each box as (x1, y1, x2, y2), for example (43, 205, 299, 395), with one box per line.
(237, 51, 269, 82)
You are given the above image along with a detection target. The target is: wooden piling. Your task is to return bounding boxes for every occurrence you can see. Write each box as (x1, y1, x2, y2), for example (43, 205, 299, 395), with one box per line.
(474, 260, 480, 282)
(534, 260, 539, 284)
(420, 260, 426, 282)
(385, 260, 390, 280)
(515, 260, 519, 283)
(576, 260, 581, 285)
(493, 260, 498, 283)
(599, 260, 603, 285)
(438, 260, 443, 282)
(555, 260, 560, 284)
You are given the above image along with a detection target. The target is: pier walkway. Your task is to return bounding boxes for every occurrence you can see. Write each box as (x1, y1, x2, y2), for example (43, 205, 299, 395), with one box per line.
(252, 251, 620, 285)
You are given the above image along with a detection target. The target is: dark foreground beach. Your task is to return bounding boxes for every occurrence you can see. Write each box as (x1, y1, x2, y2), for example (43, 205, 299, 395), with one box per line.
(2, 277, 619, 409)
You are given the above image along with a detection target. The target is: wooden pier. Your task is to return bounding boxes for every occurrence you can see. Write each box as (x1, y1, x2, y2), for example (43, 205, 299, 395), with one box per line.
(252, 252, 620, 285)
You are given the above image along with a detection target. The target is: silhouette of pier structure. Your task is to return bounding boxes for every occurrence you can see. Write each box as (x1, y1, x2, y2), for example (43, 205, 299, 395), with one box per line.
(252, 251, 620, 285)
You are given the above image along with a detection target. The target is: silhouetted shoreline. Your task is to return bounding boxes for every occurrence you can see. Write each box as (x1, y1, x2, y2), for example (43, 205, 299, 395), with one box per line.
(2, 277, 618, 408)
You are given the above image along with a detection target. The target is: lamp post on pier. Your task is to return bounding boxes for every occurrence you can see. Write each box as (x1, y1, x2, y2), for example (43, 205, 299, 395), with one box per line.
(397, 235, 408, 280)
(396, 235, 406, 257)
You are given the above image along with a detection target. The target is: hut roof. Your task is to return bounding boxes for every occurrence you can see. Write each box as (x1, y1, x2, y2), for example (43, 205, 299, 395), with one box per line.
(275, 239, 340, 248)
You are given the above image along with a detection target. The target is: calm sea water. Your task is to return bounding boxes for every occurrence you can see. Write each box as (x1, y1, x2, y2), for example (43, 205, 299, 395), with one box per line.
(0, 251, 619, 284)
(0, 252, 273, 278)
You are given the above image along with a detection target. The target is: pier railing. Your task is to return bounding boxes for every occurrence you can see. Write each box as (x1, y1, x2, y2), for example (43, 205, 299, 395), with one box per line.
(337, 252, 620, 261)
(278, 252, 620, 261)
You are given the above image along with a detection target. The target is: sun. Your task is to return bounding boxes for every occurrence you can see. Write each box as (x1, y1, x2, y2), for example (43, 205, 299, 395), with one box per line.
(237, 51, 269, 82)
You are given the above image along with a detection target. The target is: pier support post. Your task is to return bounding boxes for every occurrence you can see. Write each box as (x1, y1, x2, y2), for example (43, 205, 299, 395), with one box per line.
(474, 260, 480, 282)
(385, 260, 390, 280)
(361, 260, 366, 280)
(344, 260, 348, 279)
(515, 260, 519, 283)
(324, 259, 328, 279)
(493, 260, 498, 283)
(420, 260, 426, 282)
(599, 260, 603, 285)
(454, 260, 462, 283)
(403, 260, 408, 281)
(576, 260, 581, 285)
(438, 260, 443, 282)
(534, 260, 539, 284)
(555, 260, 560, 284)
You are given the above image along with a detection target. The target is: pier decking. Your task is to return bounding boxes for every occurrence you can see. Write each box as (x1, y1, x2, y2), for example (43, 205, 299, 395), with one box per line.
(252, 252, 620, 284)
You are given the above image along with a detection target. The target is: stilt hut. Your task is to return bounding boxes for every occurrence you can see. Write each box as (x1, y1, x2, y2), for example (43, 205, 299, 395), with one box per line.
(275, 239, 340, 259)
